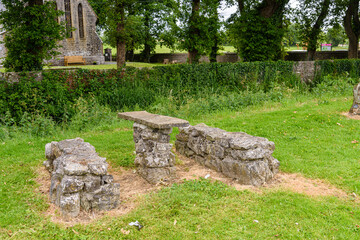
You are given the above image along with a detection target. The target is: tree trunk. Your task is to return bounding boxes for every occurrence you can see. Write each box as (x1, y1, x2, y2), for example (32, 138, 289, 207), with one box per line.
(344, 0, 360, 59)
(116, 1, 126, 68)
(142, 3, 151, 63)
(126, 50, 134, 62)
(210, 36, 218, 63)
(238, 0, 244, 13)
(259, 0, 288, 19)
(29, 0, 43, 6)
(307, 49, 316, 61)
(306, 0, 330, 61)
(188, 0, 200, 64)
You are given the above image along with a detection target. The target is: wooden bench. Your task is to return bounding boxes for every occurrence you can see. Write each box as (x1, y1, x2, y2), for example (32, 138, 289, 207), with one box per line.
(64, 56, 86, 66)
(118, 111, 189, 184)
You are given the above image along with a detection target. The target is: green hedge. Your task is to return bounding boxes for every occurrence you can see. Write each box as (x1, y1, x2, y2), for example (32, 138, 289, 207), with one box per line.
(315, 59, 360, 82)
(0, 59, 358, 125)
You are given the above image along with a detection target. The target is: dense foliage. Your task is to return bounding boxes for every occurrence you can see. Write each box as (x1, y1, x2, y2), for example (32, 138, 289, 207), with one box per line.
(0, 0, 65, 72)
(1, 59, 359, 131)
(227, 0, 289, 61)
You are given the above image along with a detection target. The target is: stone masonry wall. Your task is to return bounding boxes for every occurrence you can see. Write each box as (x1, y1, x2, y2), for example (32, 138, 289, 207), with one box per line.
(43, 138, 120, 217)
(133, 123, 176, 184)
(175, 124, 279, 186)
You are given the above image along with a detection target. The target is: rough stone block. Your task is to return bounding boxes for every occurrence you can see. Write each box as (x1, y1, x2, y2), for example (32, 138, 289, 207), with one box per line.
(175, 124, 279, 186)
(137, 167, 176, 184)
(44, 138, 120, 217)
(60, 176, 84, 194)
(60, 193, 80, 217)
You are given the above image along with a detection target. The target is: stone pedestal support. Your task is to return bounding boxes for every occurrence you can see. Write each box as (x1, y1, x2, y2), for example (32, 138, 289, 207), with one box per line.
(117, 111, 189, 184)
(133, 123, 176, 184)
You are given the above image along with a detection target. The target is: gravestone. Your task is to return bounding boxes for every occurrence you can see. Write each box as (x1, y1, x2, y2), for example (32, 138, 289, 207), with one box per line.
(350, 83, 360, 115)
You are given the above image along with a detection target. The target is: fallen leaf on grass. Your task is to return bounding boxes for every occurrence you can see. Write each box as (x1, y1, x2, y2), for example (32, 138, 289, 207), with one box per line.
(121, 228, 130, 235)
(72, 229, 79, 235)
(336, 123, 344, 127)
(174, 220, 177, 226)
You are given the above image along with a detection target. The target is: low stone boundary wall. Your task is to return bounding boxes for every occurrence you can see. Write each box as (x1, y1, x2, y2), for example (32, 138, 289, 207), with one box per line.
(175, 124, 279, 186)
(43, 138, 120, 217)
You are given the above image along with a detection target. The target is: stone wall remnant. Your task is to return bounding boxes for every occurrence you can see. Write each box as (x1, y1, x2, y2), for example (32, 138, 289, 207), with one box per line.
(350, 83, 360, 115)
(43, 138, 120, 217)
(175, 124, 279, 186)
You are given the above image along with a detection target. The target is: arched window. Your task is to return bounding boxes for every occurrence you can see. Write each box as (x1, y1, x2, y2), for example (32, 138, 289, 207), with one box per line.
(64, 0, 72, 38)
(78, 3, 84, 38)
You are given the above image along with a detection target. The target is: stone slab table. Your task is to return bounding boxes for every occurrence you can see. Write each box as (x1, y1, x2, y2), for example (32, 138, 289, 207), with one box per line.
(118, 111, 189, 184)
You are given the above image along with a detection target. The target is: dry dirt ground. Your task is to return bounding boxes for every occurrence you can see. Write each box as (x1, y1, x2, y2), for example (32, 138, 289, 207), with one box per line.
(342, 112, 360, 120)
(35, 151, 356, 226)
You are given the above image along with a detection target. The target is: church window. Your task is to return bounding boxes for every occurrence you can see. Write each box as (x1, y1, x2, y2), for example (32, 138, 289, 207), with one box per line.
(78, 3, 84, 38)
(64, 0, 72, 38)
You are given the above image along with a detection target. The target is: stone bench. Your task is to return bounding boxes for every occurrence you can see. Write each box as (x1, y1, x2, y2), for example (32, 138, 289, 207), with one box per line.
(118, 111, 189, 184)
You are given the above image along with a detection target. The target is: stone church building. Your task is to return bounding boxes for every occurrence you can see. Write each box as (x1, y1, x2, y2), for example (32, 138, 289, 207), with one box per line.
(0, 0, 105, 66)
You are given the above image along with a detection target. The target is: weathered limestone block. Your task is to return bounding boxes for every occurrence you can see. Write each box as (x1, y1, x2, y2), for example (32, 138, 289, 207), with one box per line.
(118, 111, 189, 184)
(175, 124, 279, 186)
(133, 123, 175, 184)
(44, 138, 120, 217)
(350, 83, 360, 115)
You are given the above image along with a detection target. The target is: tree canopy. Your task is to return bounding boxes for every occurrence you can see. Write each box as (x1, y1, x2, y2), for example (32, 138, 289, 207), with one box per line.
(0, 0, 65, 72)
(1, 0, 359, 72)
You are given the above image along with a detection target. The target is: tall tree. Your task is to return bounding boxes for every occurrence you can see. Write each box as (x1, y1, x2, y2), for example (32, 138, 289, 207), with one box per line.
(88, 0, 140, 68)
(207, 0, 223, 62)
(137, 0, 178, 62)
(343, 0, 360, 58)
(177, 0, 223, 63)
(294, 0, 332, 61)
(228, 0, 290, 62)
(325, 23, 347, 47)
(0, 0, 65, 72)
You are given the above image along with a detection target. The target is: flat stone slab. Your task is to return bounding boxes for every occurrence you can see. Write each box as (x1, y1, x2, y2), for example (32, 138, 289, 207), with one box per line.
(118, 111, 189, 129)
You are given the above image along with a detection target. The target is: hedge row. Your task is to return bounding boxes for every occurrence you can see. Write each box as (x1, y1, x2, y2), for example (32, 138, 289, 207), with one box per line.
(0, 59, 359, 125)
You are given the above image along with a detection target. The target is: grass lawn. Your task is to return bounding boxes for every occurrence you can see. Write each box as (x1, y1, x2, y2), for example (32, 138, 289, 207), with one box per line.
(104, 44, 236, 55)
(285, 46, 349, 51)
(1, 91, 360, 239)
(46, 62, 167, 70)
(104, 44, 348, 55)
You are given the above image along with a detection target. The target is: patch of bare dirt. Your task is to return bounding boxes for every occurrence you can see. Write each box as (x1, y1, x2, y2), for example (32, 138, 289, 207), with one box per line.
(265, 172, 349, 198)
(35, 166, 160, 227)
(35, 152, 354, 226)
(175, 154, 350, 198)
(341, 112, 360, 120)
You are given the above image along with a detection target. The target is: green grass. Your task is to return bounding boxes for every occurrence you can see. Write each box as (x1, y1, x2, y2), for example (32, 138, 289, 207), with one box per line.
(104, 44, 348, 54)
(104, 44, 236, 55)
(1, 87, 360, 239)
(45, 62, 167, 70)
(285, 45, 349, 51)
(0, 62, 167, 72)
